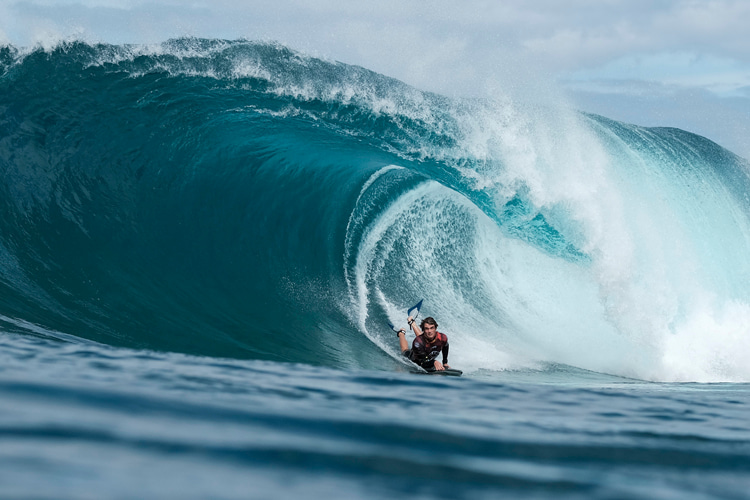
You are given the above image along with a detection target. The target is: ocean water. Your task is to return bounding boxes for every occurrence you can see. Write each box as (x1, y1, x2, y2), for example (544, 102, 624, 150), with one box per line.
(1, 39, 749, 499)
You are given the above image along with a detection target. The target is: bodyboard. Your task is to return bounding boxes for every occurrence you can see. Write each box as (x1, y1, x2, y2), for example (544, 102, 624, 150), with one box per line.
(412, 367, 463, 377)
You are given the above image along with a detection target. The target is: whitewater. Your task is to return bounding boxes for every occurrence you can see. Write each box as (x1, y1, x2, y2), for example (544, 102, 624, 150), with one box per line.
(1, 39, 749, 499)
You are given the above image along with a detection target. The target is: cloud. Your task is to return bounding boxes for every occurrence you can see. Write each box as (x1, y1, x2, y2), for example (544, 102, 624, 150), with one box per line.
(4, 1, 750, 73)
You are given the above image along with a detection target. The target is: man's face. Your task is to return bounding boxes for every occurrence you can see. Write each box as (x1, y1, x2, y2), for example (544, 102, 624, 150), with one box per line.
(423, 323, 437, 340)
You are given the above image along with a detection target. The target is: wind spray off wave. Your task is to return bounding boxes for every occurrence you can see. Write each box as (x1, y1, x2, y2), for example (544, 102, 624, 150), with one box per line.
(1, 38, 749, 382)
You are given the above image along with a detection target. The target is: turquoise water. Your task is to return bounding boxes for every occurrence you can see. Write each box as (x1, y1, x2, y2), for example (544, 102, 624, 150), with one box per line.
(1, 39, 750, 498)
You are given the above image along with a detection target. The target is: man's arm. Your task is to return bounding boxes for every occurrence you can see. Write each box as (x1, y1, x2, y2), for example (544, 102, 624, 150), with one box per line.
(426, 342, 449, 371)
(397, 328, 409, 353)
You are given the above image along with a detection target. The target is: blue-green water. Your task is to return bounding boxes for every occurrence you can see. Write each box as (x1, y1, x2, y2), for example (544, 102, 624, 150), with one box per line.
(1, 39, 749, 499)
(2, 333, 748, 499)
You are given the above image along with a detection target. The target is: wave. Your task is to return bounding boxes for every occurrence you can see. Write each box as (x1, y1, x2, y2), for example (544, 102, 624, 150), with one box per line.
(1, 38, 750, 382)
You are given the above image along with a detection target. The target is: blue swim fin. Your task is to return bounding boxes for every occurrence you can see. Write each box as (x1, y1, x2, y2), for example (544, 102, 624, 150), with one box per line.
(407, 299, 423, 320)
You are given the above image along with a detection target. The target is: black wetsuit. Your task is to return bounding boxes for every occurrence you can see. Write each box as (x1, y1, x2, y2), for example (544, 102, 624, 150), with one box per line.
(404, 332, 449, 370)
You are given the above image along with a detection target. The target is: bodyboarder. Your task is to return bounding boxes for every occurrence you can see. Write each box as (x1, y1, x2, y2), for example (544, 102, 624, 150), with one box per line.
(397, 315, 450, 371)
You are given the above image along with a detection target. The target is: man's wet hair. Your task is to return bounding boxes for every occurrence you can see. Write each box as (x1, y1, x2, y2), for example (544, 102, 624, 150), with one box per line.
(421, 317, 438, 329)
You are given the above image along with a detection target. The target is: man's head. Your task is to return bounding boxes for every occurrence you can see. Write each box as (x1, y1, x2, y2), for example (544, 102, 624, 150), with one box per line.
(421, 317, 438, 341)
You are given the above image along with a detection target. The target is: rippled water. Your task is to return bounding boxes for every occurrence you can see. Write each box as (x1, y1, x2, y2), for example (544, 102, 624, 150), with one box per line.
(2, 333, 748, 499)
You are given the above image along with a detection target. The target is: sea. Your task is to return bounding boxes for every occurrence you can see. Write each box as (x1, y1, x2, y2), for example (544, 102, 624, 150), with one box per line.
(1, 38, 749, 499)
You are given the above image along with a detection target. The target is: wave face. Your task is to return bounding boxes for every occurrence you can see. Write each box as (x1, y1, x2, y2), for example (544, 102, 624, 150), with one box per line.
(2, 39, 750, 381)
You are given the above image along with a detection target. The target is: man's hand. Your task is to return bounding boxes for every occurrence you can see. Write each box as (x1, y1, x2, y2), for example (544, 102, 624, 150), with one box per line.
(433, 361, 445, 371)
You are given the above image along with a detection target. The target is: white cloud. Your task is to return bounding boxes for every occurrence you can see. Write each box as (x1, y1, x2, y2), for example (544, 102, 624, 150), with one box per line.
(4, 1, 750, 73)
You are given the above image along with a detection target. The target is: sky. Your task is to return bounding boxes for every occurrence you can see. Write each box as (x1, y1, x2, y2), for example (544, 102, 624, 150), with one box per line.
(1, 0, 749, 159)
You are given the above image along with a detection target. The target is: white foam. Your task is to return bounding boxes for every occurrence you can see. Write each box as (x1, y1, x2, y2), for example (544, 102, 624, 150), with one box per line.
(661, 299, 750, 382)
(347, 88, 750, 382)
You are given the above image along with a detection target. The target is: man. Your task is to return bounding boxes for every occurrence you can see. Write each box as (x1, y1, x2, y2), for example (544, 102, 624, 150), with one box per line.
(397, 315, 450, 371)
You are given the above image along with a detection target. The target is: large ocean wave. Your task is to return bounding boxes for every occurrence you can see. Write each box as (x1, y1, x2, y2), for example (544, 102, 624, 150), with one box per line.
(2, 38, 750, 382)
